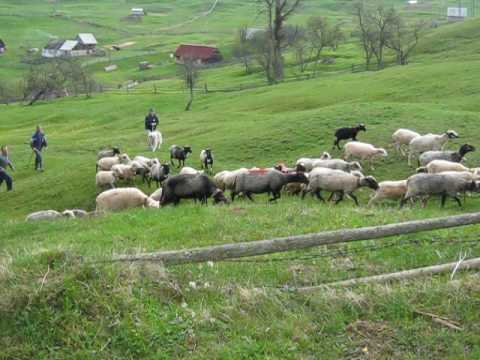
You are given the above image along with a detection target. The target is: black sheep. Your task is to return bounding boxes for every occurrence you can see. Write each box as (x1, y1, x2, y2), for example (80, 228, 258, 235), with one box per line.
(333, 124, 366, 150)
(170, 145, 192, 168)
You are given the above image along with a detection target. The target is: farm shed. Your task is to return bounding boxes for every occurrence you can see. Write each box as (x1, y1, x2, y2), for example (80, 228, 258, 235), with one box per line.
(0, 39, 5, 54)
(42, 39, 64, 58)
(131, 8, 146, 16)
(174, 44, 223, 65)
(42, 33, 97, 58)
(76, 33, 98, 53)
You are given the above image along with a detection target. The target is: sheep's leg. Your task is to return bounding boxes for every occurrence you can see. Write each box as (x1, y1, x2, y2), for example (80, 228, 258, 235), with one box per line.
(440, 194, 447, 208)
(245, 192, 255, 202)
(301, 188, 309, 199)
(453, 196, 463, 208)
(231, 192, 236, 202)
(399, 196, 410, 208)
(327, 192, 337, 202)
(333, 138, 339, 150)
(269, 192, 280, 202)
(314, 190, 326, 202)
(334, 191, 344, 205)
(348, 192, 359, 206)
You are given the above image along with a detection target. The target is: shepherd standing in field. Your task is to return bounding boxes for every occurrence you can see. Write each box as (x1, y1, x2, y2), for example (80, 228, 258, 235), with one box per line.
(0, 145, 15, 191)
(144, 108, 159, 132)
(30, 125, 48, 172)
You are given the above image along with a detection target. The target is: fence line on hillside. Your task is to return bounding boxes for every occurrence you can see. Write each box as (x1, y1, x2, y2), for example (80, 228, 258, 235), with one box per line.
(106, 212, 480, 266)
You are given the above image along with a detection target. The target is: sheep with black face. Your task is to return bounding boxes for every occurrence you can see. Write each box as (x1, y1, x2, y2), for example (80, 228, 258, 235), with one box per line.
(200, 148, 214, 172)
(170, 145, 192, 168)
(333, 124, 366, 150)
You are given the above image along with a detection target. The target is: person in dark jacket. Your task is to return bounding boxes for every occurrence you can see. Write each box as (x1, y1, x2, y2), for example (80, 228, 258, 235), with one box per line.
(0, 145, 15, 191)
(30, 126, 48, 171)
(144, 108, 159, 132)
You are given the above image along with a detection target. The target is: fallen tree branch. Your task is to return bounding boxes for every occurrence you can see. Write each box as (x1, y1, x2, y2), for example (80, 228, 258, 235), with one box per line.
(297, 257, 480, 292)
(106, 213, 480, 266)
(414, 310, 463, 331)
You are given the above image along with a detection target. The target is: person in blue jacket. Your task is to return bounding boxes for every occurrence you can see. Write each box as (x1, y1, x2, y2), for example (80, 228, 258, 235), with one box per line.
(144, 108, 159, 132)
(30, 125, 48, 171)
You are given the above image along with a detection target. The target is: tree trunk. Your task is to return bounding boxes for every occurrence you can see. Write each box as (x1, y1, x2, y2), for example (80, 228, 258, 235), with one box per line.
(185, 86, 193, 111)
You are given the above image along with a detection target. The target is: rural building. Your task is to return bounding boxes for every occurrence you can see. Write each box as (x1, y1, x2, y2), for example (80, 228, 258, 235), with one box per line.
(131, 8, 146, 16)
(448, 7, 468, 21)
(174, 44, 223, 65)
(42, 33, 97, 58)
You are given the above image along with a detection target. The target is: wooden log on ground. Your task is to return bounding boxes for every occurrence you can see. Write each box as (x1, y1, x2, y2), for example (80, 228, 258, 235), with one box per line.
(297, 257, 480, 292)
(107, 213, 480, 266)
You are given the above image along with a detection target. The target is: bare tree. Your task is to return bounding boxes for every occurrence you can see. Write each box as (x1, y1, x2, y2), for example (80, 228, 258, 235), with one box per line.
(386, 19, 425, 65)
(232, 27, 255, 74)
(179, 59, 200, 111)
(258, 0, 302, 83)
(292, 26, 308, 73)
(354, 2, 375, 67)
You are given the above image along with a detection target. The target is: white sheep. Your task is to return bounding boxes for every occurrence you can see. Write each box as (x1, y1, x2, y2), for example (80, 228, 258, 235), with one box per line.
(96, 188, 159, 212)
(26, 210, 64, 222)
(96, 171, 118, 190)
(96, 154, 131, 172)
(392, 128, 420, 156)
(179, 166, 204, 176)
(312, 159, 363, 173)
(295, 152, 333, 172)
(147, 130, 163, 152)
(418, 160, 470, 174)
(368, 180, 407, 206)
(133, 155, 156, 168)
(222, 168, 249, 191)
(306, 167, 379, 205)
(408, 130, 459, 166)
(343, 141, 388, 170)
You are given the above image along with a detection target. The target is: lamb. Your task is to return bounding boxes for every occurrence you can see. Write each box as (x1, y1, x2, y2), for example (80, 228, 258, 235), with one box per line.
(408, 130, 459, 166)
(400, 173, 478, 208)
(417, 160, 471, 174)
(149, 188, 163, 202)
(367, 180, 407, 206)
(146, 162, 170, 188)
(333, 124, 366, 150)
(97, 147, 120, 160)
(392, 129, 420, 156)
(26, 210, 64, 222)
(170, 145, 192, 168)
(111, 162, 142, 183)
(96, 154, 131, 172)
(304, 168, 378, 205)
(96, 171, 118, 190)
(160, 174, 228, 206)
(311, 159, 363, 173)
(200, 149, 214, 172)
(418, 144, 475, 166)
(231, 169, 308, 202)
(96, 188, 159, 212)
(179, 166, 204, 176)
(344, 141, 388, 170)
(147, 130, 163, 152)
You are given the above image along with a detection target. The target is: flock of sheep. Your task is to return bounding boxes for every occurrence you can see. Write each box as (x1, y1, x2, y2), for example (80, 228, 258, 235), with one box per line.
(25, 124, 480, 221)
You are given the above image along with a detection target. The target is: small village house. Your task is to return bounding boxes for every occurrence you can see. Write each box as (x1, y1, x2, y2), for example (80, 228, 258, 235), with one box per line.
(42, 33, 97, 58)
(0, 39, 6, 54)
(131, 8, 146, 16)
(174, 44, 223, 65)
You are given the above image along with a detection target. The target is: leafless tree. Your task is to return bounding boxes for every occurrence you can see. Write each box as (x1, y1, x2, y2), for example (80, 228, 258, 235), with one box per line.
(232, 27, 255, 74)
(258, 0, 302, 83)
(386, 19, 425, 65)
(179, 59, 200, 111)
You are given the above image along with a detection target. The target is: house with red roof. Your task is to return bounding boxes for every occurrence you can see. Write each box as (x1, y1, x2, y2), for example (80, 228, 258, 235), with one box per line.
(174, 44, 222, 65)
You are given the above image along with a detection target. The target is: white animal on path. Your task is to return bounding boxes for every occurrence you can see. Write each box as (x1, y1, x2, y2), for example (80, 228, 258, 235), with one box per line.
(147, 130, 163, 152)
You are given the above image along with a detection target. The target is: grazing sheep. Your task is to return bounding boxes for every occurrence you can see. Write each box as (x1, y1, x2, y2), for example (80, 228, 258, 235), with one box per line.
(231, 169, 308, 202)
(179, 166, 204, 176)
(96, 188, 159, 212)
(333, 124, 366, 150)
(200, 149, 214, 172)
(419, 144, 475, 166)
(149, 188, 163, 202)
(170, 145, 192, 168)
(111, 162, 142, 183)
(417, 160, 471, 174)
(312, 159, 363, 173)
(305, 168, 378, 205)
(97, 147, 120, 160)
(147, 130, 163, 152)
(133, 155, 156, 168)
(392, 129, 420, 156)
(344, 141, 388, 170)
(401, 173, 478, 208)
(368, 180, 407, 206)
(96, 154, 131, 172)
(66, 209, 89, 218)
(146, 162, 170, 188)
(26, 210, 64, 222)
(96, 171, 118, 190)
(408, 130, 459, 166)
(160, 174, 228, 206)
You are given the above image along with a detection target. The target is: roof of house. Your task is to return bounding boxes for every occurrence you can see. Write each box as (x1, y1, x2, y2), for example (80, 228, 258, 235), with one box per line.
(77, 33, 97, 45)
(174, 44, 220, 60)
(60, 40, 78, 51)
(44, 40, 65, 50)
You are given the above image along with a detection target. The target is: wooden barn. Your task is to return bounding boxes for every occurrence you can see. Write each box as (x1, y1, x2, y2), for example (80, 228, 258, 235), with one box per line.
(0, 39, 6, 54)
(174, 44, 222, 65)
(42, 33, 97, 58)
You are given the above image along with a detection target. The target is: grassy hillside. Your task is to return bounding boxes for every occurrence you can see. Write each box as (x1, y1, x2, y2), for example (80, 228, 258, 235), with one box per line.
(2, 3, 480, 359)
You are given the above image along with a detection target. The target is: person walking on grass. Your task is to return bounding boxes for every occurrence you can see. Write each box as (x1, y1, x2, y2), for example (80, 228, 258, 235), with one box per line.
(30, 125, 48, 172)
(144, 108, 159, 132)
(0, 145, 15, 191)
